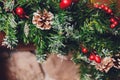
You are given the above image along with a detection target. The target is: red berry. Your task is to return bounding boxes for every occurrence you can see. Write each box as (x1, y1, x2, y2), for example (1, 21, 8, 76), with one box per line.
(89, 54, 95, 60)
(94, 3, 99, 8)
(60, 0, 72, 9)
(100, 4, 105, 9)
(104, 6, 109, 11)
(107, 9, 112, 14)
(82, 47, 88, 54)
(114, 21, 118, 25)
(110, 24, 116, 29)
(95, 55, 101, 63)
(72, 0, 79, 3)
(110, 18, 116, 23)
(15, 7, 25, 16)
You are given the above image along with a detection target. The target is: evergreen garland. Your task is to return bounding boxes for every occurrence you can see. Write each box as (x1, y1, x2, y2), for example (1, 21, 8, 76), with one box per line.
(0, 0, 120, 79)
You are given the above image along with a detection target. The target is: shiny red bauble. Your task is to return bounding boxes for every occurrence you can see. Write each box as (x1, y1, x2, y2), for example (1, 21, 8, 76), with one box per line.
(89, 54, 95, 60)
(110, 24, 116, 29)
(107, 9, 112, 14)
(81, 47, 88, 54)
(95, 55, 101, 63)
(110, 18, 116, 23)
(114, 21, 118, 25)
(100, 4, 105, 9)
(15, 7, 25, 16)
(60, 0, 72, 9)
(104, 6, 109, 11)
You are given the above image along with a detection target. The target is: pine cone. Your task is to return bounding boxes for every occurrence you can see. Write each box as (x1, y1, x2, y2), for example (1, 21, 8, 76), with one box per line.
(112, 54, 120, 69)
(95, 57, 114, 73)
(32, 9, 54, 30)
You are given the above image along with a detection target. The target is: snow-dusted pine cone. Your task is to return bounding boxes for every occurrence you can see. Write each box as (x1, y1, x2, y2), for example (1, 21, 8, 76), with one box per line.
(112, 54, 120, 69)
(32, 9, 54, 30)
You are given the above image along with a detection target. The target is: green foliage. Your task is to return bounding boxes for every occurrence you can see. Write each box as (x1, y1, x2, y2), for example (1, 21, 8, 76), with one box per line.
(0, 13, 17, 48)
(0, 0, 120, 79)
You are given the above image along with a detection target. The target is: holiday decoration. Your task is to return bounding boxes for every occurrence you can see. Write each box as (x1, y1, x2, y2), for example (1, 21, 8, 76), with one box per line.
(110, 24, 116, 29)
(103, 6, 109, 11)
(32, 9, 54, 30)
(95, 55, 101, 63)
(94, 3, 113, 14)
(81, 47, 88, 54)
(110, 18, 116, 22)
(94, 3, 119, 29)
(60, 0, 72, 9)
(110, 17, 119, 28)
(107, 8, 112, 14)
(15, 7, 25, 16)
(95, 57, 114, 72)
(89, 53, 95, 60)
(100, 4, 105, 9)
(0, 0, 120, 79)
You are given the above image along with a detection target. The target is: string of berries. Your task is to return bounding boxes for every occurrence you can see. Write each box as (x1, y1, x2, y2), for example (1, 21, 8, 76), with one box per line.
(94, 3, 113, 15)
(89, 50, 101, 63)
(110, 17, 119, 28)
(81, 46, 101, 63)
(94, 3, 119, 29)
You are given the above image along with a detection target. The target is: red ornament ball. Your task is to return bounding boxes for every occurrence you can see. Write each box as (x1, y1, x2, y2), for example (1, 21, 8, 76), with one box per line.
(104, 6, 109, 11)
(107, 9, 112, 14)
(15, 7, 25, 16)
(110, 24, 116, 29)
(94, 3, 99, 8)
(110, 18, 116, 23)
(95, 55, 101, 63)
(60, 0, 72, 9)
(81, 47, 88, 54)
(89, 54, 95, 60)
(100, 4, 105, 9)
(114, 21, 118, 25)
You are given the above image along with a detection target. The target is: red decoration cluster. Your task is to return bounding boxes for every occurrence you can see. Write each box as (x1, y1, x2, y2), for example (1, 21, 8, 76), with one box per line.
(94, 3, 113, 15)
(94, 3, 119, 29)
(89, 51, 101, 63)
(15, 7, 25, 18)
(81, 47, 88, 54)
(110, 17, 119, 28)
(81, 47, 101, 63)
(60, 0, 79, 9)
